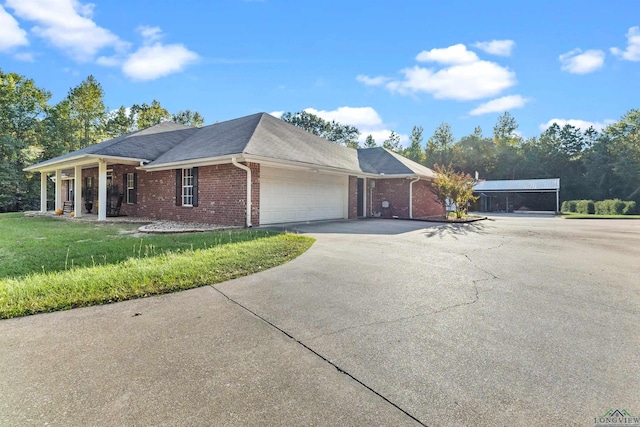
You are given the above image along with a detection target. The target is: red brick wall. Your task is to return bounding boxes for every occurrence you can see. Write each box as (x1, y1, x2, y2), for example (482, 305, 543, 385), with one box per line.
(105, 162, 260, 226)
(412, 179, 445, 218)
(348, 176, 358, 219)
(369, 178, 443, 218)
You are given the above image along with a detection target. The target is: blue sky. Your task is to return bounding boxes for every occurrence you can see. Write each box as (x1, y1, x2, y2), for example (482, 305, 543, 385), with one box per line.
(1, 0, 639, 146)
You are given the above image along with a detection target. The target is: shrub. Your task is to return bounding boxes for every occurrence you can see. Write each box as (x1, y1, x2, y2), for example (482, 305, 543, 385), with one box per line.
(623, 201, 637, 215)
(595, 199, 631, 215)
(561, 200, 577, 213)
(575, 200, 595, 214)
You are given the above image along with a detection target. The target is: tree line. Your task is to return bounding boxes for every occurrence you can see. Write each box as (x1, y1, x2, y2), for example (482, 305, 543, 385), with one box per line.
(0, 69, 205, 212)
(2, 66, 638, 213)
(282, 110, 640, 205)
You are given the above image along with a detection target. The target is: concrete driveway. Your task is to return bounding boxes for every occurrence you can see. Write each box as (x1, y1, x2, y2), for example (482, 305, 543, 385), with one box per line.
(1, 216, 639, 426)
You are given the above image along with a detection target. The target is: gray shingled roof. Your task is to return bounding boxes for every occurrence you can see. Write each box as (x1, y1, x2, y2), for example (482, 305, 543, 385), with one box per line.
(148, 113, 362, 172)
(26, 113, 436, 179)
(25, 121, 196, 170)
(474, 178, 560, 192)
(358, 147, 436, 178)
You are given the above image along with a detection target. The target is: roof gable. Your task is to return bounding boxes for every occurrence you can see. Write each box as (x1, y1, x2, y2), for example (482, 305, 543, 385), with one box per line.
(357, 147, 435, 178)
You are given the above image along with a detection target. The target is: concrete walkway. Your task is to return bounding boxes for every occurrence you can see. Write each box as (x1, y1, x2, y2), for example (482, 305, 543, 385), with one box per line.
(1, 217, 639, 426)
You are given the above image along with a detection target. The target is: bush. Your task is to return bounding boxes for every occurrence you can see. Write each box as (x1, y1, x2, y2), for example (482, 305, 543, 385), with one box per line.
(623, 201, 637, 215)
(595, 199, 633, 215)
(575, 200, 595, 214)
(561, 200, 577, 213)
(565, 199, 637, 215)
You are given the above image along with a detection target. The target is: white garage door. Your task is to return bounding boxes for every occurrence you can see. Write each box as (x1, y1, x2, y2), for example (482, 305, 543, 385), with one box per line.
(260, 166, 348, 225)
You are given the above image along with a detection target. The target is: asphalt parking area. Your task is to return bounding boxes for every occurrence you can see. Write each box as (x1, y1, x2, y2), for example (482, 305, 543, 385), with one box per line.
(1, 216, 638, 426)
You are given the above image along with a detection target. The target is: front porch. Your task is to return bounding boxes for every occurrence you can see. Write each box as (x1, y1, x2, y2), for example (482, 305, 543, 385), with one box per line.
(30, 157, 138, 221)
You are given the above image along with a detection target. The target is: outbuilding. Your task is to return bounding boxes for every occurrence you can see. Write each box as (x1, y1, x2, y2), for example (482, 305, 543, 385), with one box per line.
(473, 178, 561, 213)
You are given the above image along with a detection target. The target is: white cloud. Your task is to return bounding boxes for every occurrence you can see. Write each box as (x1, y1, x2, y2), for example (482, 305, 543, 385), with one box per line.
(356, 74, 391, 86)
(559, 49, 605, 74)
(539, 118, 615, 133)
(13, 52, 35, 62)
(138, 25, 163, 43)
(304, 106, 383, 128)
(610, 26, 640, 61)
(122, 42, 199, 81)
(276, 106, 409, 147)
(416, 43, 478, 65)
(387, 61, 516, 100)
(0, 5, 28, 51)
(473, 40, 515, 56)
(469, 95, 530, 116)
(358, 43, 516, 101)
(5, 0, 125, 62)
(302, 106, 409, 147)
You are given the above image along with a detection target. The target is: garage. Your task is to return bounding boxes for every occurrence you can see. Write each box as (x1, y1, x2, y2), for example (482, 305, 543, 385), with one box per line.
(260, 166, 348, 224)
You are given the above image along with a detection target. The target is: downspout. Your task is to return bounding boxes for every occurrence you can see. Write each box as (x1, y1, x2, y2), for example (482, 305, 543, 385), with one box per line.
(409, 176, 420, 219)
(231, 157, 252, 227)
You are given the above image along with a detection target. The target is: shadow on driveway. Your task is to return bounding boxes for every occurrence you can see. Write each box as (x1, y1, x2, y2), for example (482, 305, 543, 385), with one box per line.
(261, 218, 487, 236)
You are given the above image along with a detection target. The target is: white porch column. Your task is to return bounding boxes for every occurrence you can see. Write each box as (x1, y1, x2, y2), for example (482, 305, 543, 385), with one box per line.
(40, 172, 48, 213)
(55, 169, 62, 211)
(74, 165, 83, 218)
(98, 159, 107, 221)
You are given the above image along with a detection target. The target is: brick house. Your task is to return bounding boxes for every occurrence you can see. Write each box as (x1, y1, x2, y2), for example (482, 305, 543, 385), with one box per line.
(25, 113, 443, 226)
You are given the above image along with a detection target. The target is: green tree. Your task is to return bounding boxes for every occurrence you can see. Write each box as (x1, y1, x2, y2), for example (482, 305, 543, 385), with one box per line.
(404, 125, 425, 163)
(171, 109, 205, 127)
(39, 99, 76, 160)
(599, 109, 640, 201)
(67, 75, 107, 149)
(104, 106, 134, 138)
(0, 69, 50, 211)
(431, 164, 478, 219)
(382, 130, 402, 152)
(132, 100, 170, 129)
(281, 111, 360, 147)
(455, 126, 497, 178)
(363, 134, 377, 148)
(425, 122, 455, 168)
(492, 112, 523, 179)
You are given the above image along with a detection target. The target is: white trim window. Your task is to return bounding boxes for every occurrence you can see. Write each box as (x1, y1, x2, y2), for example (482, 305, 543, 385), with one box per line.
(182, 168, 194, 207)
(126, 173, 135, 204)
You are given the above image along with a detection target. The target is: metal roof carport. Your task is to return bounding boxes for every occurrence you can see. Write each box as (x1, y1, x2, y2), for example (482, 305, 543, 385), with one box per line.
(473, 178, 561, 213)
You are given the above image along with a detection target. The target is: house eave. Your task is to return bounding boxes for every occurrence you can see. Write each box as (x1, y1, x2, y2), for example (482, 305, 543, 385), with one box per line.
(24, 154, 150, 173)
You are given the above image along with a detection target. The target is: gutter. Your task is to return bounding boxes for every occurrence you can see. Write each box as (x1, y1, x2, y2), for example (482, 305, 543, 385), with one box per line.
(231, 157, 252, 227)
(408, 176, 421, 219)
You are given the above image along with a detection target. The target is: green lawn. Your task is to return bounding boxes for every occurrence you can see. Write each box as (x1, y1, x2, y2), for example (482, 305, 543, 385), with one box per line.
(0, 213, 314, 319)
(561, 213, 640, 219)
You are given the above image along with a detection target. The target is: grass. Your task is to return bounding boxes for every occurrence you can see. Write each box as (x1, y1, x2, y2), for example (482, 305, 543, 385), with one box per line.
(561, 212, 640, 219)
(0, 213, 314, 319)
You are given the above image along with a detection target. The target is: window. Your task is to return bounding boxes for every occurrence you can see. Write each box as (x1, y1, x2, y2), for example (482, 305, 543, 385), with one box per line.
(176, 167, 198, 207)
(126, 173, 136, 204)
(182, 168, 194, 206)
